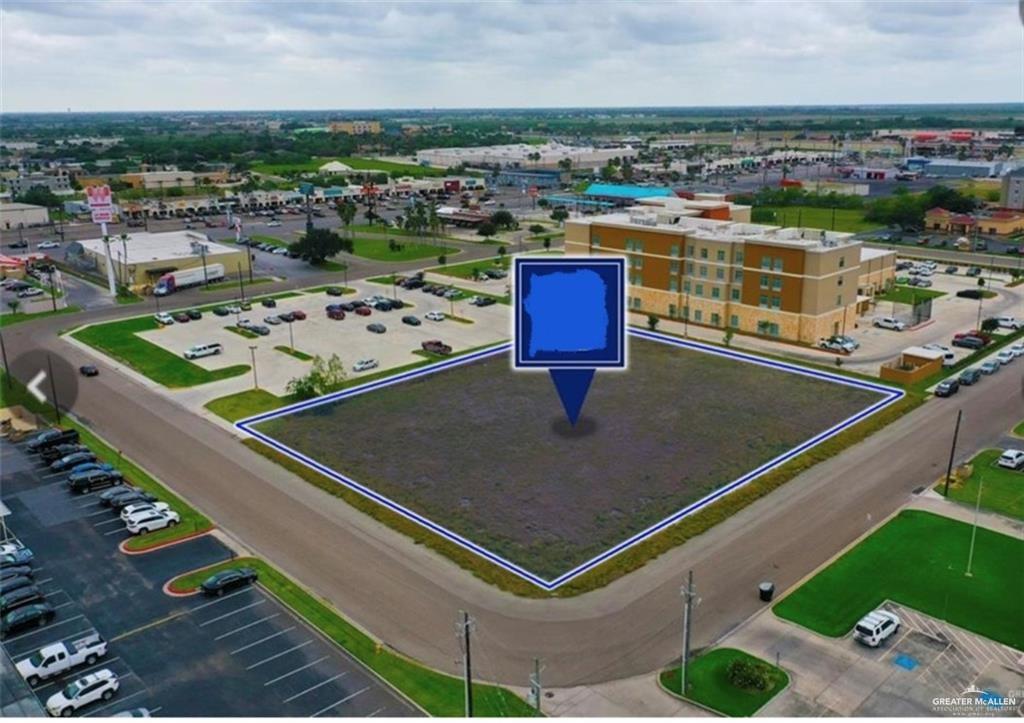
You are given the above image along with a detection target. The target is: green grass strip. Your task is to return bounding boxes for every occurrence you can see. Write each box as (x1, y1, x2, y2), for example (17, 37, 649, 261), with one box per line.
(275, 345, 313, 361)
(659, 648, 788, 717)
(936, 449, 1024, 521)
(0, 305, 81, 328)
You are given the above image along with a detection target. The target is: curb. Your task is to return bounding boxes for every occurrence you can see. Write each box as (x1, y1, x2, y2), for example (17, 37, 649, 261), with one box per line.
(119, 528, 214, 556)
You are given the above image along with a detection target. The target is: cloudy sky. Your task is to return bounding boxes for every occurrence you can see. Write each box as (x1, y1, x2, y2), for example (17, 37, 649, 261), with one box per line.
(2, 0, 1021, 112)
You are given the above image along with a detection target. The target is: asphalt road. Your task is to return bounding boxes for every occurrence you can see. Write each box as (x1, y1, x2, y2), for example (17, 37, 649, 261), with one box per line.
(3, 288, 1022, 690)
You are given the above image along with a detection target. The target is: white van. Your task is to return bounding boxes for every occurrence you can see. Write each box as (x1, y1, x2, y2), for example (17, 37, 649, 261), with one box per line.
(853, 610, 900, 647)
(183, 342, 223, 360)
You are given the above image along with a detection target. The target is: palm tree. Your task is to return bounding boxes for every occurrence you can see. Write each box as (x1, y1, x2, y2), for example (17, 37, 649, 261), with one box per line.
(336, 199, 356, 241)
(7, 299, 21, 316)
(427, 201, 441, 248)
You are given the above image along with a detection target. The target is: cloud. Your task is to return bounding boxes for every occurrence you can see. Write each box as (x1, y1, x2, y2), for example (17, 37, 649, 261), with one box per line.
(1, 0, 1020, 111)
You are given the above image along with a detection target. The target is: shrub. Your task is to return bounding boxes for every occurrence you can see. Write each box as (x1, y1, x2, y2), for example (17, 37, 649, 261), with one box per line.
(727, 658, 775, 692)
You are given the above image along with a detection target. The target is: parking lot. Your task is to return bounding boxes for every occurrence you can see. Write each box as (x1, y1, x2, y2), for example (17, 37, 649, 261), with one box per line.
(0, 436, 419, 717)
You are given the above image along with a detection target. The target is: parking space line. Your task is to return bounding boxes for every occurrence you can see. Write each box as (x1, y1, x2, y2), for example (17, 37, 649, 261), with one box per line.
(103, 527, 132, 537)
(214, 613, 280, 641)
(185, 587, 253, 615)
(51, 601, 75, 611)
(230, 627, 295, 655)
(34, 577, 54, 586)
(199, 599, 265, 627)
(245, 640, 313, 670)
(147, 707, 163, 716)
(80, 688, 147, 717)
(263, 656, 329, 686)
(310, 687, 369, 717)
(1, 614, 85, 644)
(85, 509, 116, 519)
(282, 673, 346, 704)
(93, 518, 124, 528)
(367, 706, 386, 717)
(76, 500, 102, 509)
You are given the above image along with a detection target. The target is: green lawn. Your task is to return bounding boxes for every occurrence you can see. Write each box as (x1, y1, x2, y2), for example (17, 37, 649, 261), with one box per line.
(774, 510, 1024, 649)
(1013, 420, 1024, 436)
(275, 345, 313, 361)
(937, 449, 1024, 521)
(166, 558, 534, 717)
(201, 277, 274, 293)
(428, 255, 509, 281)
(71, 317, 250, 388)
(350, 237, 457, 262)
(204, 388, 290, 423)
(0, 371, 211, 552)
(660, 649, 788, 717)
(758, 206, 879, 233)
(0, 305, 81, 328)
(225, 326, 259, 340)
(300, 285, 356, 296)
(249, 234, 288, 249)
(336, 156, 446, 178)
(874, 285, 946, 305)
(309, 260, 347, 272)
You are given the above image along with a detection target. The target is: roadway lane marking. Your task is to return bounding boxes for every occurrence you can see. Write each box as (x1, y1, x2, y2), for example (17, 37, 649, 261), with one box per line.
(214, 613, 280, 640)
(1, 614, 86, 645)
(229, 626, 294, 655)
(81, 688, 147, 717)
(310, 687, 369, 717)
(245, 640, 312, 670)
(198, 599, 265, 627)
(282, 672, 346, 703)
(263, 656, 329, 686)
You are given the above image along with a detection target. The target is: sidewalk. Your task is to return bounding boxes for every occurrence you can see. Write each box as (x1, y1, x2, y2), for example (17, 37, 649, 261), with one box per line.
(540, 675, 712, 717)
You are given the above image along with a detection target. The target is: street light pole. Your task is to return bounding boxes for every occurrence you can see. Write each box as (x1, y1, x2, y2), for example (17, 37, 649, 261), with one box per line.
(288, 320, 294, 352)
(942, 409, 963, 497)
(248, 345, 259, 389)
(965, 473, 984, 577)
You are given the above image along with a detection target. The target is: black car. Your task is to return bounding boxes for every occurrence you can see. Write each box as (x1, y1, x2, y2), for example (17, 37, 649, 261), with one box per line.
(27, 428, 79, 452)
(952, 335, 986, 350)
(934, 379, 959, 397)
(0, 576, 34, 596)
(67, 470, 123, 494)
(373, 300, 393, 312)
(421, 284, 436, 293)
(349, 300, 366, 309)
(958, 368, 983, 386)
(0, 585, 44, 615)
(79, 365, 99, 377)
(186, 308, 203, 320)
(107, 489, 157, 509)
(251, 325, 270, 336)
(212, 306, 230, 317)
(0, 565, 32, 583)
(404, 279, 425, 290)
(50, 452, 97, 472)
(339, 302, 356, 312)
(41, 443, 89, 464)
(7, 240, 28, 249)
(201, 567, 258, 596)
(172, 312, 190, 323)
(366, 323, 387, 334)
(956, 289, 984, 300)
(402, 315, 422, 326)
(262, 298, 277, 308)
(475, 297, 497, 307)
(100, 485, 145, 506)
(389, 299, 404, 310)
(1, 602, 54, 634)
(278, 312, 295, 323)
(325, 287, 344, 297)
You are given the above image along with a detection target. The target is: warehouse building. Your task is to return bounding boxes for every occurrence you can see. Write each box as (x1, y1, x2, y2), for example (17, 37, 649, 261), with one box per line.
(65, 230, 246, 289)
(565, 207, 895, 344)
(1001, 168, 1024, 210)
(416, 142, 637, 170)
(0, 202, 50, 229)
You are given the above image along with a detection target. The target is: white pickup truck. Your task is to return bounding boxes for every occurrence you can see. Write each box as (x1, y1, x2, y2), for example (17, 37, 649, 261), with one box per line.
(15, 633, 108, 685)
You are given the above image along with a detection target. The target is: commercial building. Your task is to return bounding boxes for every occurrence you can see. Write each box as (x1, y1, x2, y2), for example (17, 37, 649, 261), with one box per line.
(924, 207, 1024, 236)
(7, 171, 73, 196)
(1001, 168, 1024, 210)
(415, 142, 637, 171)
(65, 231, 246, 288)
(920, 159, 1012, 179)
(565, 204, 895, 344)
(0, 202, 50, 229)
(492, 169, 564, 189)
(328, 120, 381, 135)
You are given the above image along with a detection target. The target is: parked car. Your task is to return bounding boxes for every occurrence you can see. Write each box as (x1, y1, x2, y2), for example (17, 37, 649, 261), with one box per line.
(291, 310, 306, 320)
(373, 300, 393, 312)
(251, 325, 270, 336)
(326, 307, 346, 320)
(853, 610, 900, 647)
(1010, 342, 1024, 359)
(263, 315, 281, 325)
(106, 490, 158, 510)
(172, 312, 190, 323)
(0, 575, 34, 596)
(277, 312, 295, 323)
(965, 267, 982, 277)
(79, 365, 99, 377)
(261, 298, 277, 308)
(934, 379, 959, 397)
(212, 306, 230, 317)
(996, 449, 1024, 470)
(67, 469, 123, 494)
(38, 240, 61, 250)
(996, 350, 1016, 365)
(979, 360, 1000, 375)
(402, 315, 422, 326)
(45, 669, 120, 717)
(154, 313, 174, 326)
(226, 304, 241, 314)
(183, 342, 222, 360)
(818, 336, 854, 354)
(0, 565, 33, 583)
(956, 289, 983, 300)
(50, 452, 97, 472)
(17, 287, 44, 299)
(185, 308, 202, 320)
(366, 323, 387, 334)
(200, 567, 258, 597)
(944, 266, 958, 274)
(954, 330, 993, 344)
(0, 548, 34, 567)
(0, 585, 45, 616)
(27, 428, 79, 452)
(994, 316, 1022, 330)
(99, 486, 152, 507)
(119, 502, 170, 520)
(1, 602, 55, 634)
(354, 306, 372, 317)
(16, 633, 108, 686)
(872, 317, 906, 331)
(353, 359, 379, 372)
(421, 340, 452, 355)
(324, 286, 345, 296)
(922, 343, 956, 367)
(125, 509, 180, 535)
(41, 443, 90, 464)
(424, 310, 445, 322)
(952, 335, 986, 350)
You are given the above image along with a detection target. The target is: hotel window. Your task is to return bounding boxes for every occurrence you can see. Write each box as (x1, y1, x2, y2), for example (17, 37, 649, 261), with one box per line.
(771, 277, 783, 291)
(669, 303, 677, 317)
(771, 297, 782, 310)
(838, 256, 846, 268)
(700, 248, 708, 259)
(731, 288, 741, 301)
(699, 266, 708, 278)
(711, 312, 720, 326)
(695, 284, 704, 297)
(592, 234, 601, 247)
(686, 244, 695, 257)
(686, 262, 694, 275)
(683, 280, 691, 293)
(630, 256, 643, 269)
(760, 257, 771, 270)
(670, 260, 680, 274)
(836, 294, 843, 306)
(670, 244, 680, 258)
(730, 314, 739, 328)
(735, 250, 744, 263)
(711, 287, 721, 299)
(760, 274, 770, 289)
(694, 309, 703, 322)
(773, 258, 784, 272)
(716, 250, 726, 262)
(632, 297, 642, 310)
(716, 268, 725, 280)
(682, 305, 690, 319)
(669, 277, 678, 292)
(759, 294, 769, 308)
(630, 273, 642, 286)
(733, 269, 743, 282)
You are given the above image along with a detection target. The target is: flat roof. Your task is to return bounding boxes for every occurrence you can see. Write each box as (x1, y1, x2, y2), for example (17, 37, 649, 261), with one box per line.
(860, 247, 896, 261)
(0, 202, 47, 212)
(76, 231, 238, 264)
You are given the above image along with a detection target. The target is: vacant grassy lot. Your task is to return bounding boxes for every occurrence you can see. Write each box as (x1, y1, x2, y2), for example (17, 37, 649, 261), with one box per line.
(429, 255, 509, 280)
(774, 510, 1024, 649)
(874, 285, 946, 304)
(351, 237, 456, 262)
(660, 649, 788, 716)
(758, 206, 879, 233)
(937, 449, 1024, 521)
(71, 316, 250, 388)
(255, 339, 883, 580)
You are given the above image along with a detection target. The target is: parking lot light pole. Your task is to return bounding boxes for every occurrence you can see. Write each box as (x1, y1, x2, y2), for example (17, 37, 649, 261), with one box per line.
(391, 271, 397, 300)
(965, 472, 985, 577)
(942, 409, 963, 497)
(287, 320, 294, 352)
(248, 346, 259, 389)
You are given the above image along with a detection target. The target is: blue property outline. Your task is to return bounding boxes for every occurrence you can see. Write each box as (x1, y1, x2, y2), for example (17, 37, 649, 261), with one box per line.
(513, 257, 626, 369)
(236, 329, 905, 591)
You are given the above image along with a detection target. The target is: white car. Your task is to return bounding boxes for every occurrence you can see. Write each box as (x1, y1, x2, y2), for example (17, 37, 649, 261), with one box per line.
(923, 343, 956, 367)
(154, 312, 174, 325)
(125, 509, 180, 535)
(266, 221, 282, 227)
(353, 358, 379, 372)
(120, 502, 170, 521)
(38, 241, 61, 249)
(996, 350, 1015, 365)
(272, 247, 288, 255)
(46, 669, 119, 717)
(996, 449, 1024, 470)
(17, 287, 44, 298)
(424, 311, 445, 321)
(873, 317, 906, 331)
(994, 316, 1022, 330)
(1010, 343, 1024, 359)
(852, 610, 900, 647)
(226, 305, 242, 314)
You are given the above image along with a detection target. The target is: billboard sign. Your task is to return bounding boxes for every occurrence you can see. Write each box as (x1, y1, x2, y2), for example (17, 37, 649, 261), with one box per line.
(85, 185, 114, 224)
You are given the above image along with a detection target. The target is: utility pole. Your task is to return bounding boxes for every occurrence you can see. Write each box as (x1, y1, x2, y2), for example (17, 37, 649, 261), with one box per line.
(680, 570, 699, 696)
(0, 331, 10, 390)
(943, 409, 963, 497)
(287, 320, 295, 352)
(237, 262, 245, 302)
(529, 657, 543, 714)
(46, 354, 61, 423)
(47, 268, 58, 312)
(965, 473, 984, 577)
(457, 611, 475, 717)
(248, 346, 259, 389)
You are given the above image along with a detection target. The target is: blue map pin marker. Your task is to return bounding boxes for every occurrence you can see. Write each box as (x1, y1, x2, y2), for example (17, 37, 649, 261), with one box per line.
(514, 257, 627, 426)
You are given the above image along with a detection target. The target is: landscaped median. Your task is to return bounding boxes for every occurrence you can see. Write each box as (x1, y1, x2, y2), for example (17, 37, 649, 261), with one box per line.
(0, 304, 81, 328)
(0, 371, 212, 552)
(165, 558, 537, 717)
(351, 237, 458, 262)
(936, 449, 1024, 520)
(773, 510, 1024, 650)
(659, 648, 788, 716)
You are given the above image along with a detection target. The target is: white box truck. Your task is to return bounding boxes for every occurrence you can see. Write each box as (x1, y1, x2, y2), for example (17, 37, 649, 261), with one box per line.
(153, 263, 225, 296)
(16, 632, 108, 685)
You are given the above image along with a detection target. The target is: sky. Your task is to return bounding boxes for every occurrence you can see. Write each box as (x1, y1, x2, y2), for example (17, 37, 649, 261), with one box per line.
(2, 0, 1022, 112)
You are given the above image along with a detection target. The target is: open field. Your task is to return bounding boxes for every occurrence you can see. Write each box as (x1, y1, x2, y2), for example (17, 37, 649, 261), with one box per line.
(252, 337, 886, 581)
(757, 206, 878, 233)
(874, 285, 945, 304)
(351, 237, 457, 261)
(774, 510, 1024, 649)
(660, 649, 788, 716)
(0, 304, 80, 328)
(250, 156, 446, 178)
(938, 449, 1024, 520)
(428, 255, 509, 280)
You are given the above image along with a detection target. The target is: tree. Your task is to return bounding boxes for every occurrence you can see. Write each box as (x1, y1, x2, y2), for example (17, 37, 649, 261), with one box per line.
(558, 157, 573, 173)
(336, 199, 357, 240)
(723, 327, 734, 347)
(290, 227, 350, 264)
(647, 314, 659, 331)
(490, 209, 517, 230)
(550, 207, 569, 225)
(6, 299, 21, 316)
(529, 224, 545, 235)
(477, 220, 498, 237)
(286, 353, 347, 400)
(980, 317, 1000, 333)
(497, 245, 507, 263)
(437, 254, 447, 267)
(15, 185, 61, 209)
(543, 237, 551, 252)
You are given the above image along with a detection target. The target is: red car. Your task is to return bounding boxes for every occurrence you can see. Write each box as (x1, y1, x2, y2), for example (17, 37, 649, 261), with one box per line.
(421, 340, 452, 355)
(354, 306, 372, 316)
(291, 310, 306, 320)
(953, 330, 993, 344)
(327, 308, 345, 320)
